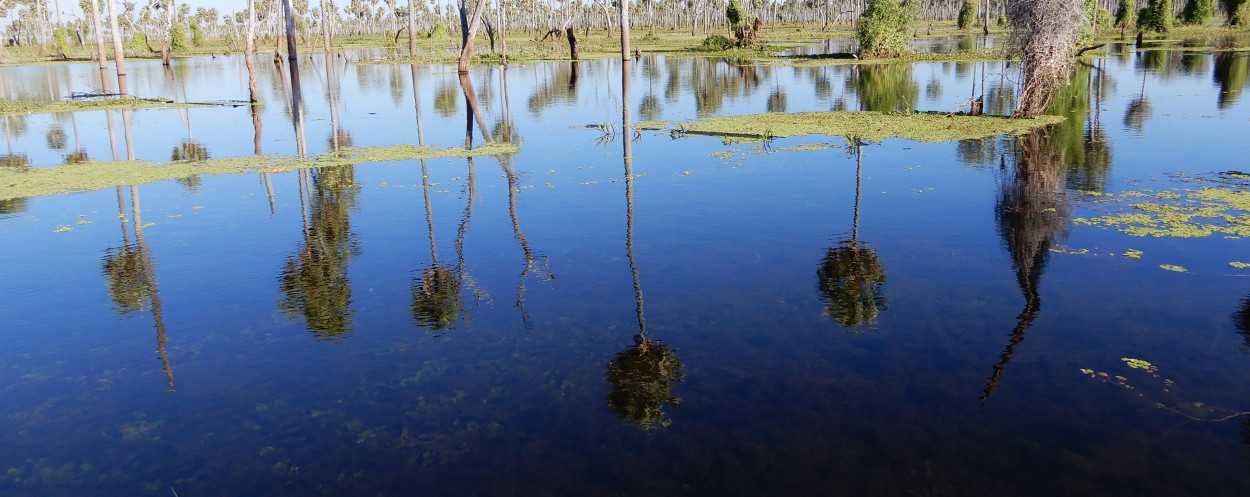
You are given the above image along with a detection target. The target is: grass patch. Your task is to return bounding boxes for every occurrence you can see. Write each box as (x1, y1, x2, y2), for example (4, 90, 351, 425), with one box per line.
(0, 142, 518, 201)
(639, 111, 1063, 144)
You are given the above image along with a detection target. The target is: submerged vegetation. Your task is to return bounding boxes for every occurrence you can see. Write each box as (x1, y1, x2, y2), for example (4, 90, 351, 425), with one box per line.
(641, 111, 1062, 143)
(0, 143, 518, 201)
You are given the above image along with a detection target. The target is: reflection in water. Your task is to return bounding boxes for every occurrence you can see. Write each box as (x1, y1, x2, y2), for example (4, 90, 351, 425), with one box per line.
(279, 165, 359, 339)
(817, 140, 887, 331)
(606, 59, 683, 430)
(527, 61, 580, 115)
(1235, 295, 1250, 348)
(848, 64, 919, 112)
(1214, 52, 1247, 109)
(102, 185, 175, 392)
(411, 158, 463, 332)
(0, 154, 31, 217)
(279, 59, 359, 339)
(983, 129, 1070, 400)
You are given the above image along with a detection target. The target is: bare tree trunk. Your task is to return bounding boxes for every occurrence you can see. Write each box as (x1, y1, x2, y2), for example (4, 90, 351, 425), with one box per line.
(89, 0, 113, 93)
(408, 0, 418, 55)
(619, 0, 631, 60)
(246, 0, 259, 103)
(106, 0, 128, 96)
(458, 0, 489, 73)
(282, 0, 300, 61)
(566, 27, 579, 60)
(323, 0, 333, 52)
(163, 0, 175, 66)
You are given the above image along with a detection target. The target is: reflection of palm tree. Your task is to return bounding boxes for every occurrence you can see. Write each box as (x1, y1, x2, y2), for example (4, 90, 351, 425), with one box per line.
(606, 59, 683, 430)
(848, 64, 919, 112)
(279, 165, 359, 339)
(817, 139, 887, 331)
(103, 185, 175, 392)
(411, 157, 463, 332)
(982, 129, 1069, 400)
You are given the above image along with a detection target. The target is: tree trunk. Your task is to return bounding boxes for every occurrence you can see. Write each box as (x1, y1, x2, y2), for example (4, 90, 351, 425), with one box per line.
(282, 0, 300, 61)
(619, 0, 631, 60)
(408, 0, 418, 55)
(105, 0, 128, 96)
(324, 0, 334, 52)
(246, 0, 259, 103)
(457, 0, 488, 73)
(566, 27, 579, 60)
(89, 0, 112, 93)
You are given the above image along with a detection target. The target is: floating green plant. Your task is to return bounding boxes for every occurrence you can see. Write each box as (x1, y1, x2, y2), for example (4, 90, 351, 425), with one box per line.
(1231, 261, 1250, 268)
(1123, 248, 1144, 258)
(639, 111, 1063, 144)
(1073, 184, 1250, 239)
(1159, 264, 1188, 272)
(0, 143, 519, 201)
(1081, 358, 1250, 422)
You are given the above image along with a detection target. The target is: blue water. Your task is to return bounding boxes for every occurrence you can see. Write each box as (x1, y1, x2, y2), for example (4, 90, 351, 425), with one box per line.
(1, 44, 1249, 496)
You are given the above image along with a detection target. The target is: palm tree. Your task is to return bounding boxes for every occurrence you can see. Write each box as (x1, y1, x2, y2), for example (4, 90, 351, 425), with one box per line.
(817, 138, 888, 331)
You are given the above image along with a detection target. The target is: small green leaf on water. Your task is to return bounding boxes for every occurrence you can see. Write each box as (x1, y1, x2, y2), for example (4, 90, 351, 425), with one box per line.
(75, 220, 91, 225)
(1079, 368, 1094, 375)
(1231, 261, 1250, 269)
(1123, 249, 1143, 259)
(53, 225, 72, 233)
(1159, 264, 1187, 272)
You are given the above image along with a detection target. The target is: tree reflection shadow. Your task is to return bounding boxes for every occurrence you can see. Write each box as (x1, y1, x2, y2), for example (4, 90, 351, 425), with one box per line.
(605, 59, 683, 430)
(817, 139, 887, 331)
(982, 129, 1070, 400)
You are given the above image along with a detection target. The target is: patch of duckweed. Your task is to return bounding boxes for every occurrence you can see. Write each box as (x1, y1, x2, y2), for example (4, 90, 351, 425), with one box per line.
(640, 111, 1063, 143)
(1073, 185, 1250, 239)
(1231, 261, 1250, 269)
(0, 143, 518, 201)
(1123, 249, 1144, 259)
(0, 97, 242, 116)
(1159, 264, 1188, 273)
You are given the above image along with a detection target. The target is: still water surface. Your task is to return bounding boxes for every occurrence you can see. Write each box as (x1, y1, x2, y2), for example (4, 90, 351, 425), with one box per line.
(2, 43, 1250, 496)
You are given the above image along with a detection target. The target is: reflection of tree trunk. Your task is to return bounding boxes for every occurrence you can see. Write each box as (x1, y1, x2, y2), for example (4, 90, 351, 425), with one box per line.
(411, 64, 424, 145)
(623, 59, 645, 340)
(982, 129, 1069, 400)
(458, 73, 493, 144)
(131, 186, 176, 392)
(289, 59, 307, 158)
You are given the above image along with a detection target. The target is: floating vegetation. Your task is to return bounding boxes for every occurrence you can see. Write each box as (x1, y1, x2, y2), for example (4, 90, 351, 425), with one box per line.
(0, 97, 243, 116)
(1073, 182, 1250, 238)
(1231, 261, 1250, 268)
(1123, 248, 1144, 258)
(1081, 358, 1250, 422)
(640, 111, 1063, 143)
(0, 143, 519, 201)
(1159, 264, 1188, 272)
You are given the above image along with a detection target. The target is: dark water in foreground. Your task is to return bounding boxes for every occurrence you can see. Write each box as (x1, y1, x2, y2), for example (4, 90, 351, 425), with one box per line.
(2, 44, 1250, 496)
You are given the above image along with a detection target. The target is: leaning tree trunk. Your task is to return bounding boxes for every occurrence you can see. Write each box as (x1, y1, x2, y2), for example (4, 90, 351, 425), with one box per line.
(457, 0, 489, 73)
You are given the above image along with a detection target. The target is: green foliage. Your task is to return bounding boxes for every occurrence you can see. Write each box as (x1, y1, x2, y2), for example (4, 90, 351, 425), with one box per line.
(1221, 0, 1250, 24)
(131, 32, 149, 53)
(726, 0, 761, 48)
(856, 0, 918, 57)
(191, 24, 205, 47)
(726, 0, 744, 25)
(1138, 0, 1172, 33)
(700, 34, 732, 50)
(1115, 0, 1138, 27)
(170, 23, 188, 52)
(428, 22, 450, 40)
(1181, 0, 1214, 23)
(957, 0, 977, 30)
(53, 27, 70, 55)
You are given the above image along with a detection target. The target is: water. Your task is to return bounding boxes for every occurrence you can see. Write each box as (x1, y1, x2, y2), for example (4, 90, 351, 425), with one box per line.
(2, 44, 1250, 496)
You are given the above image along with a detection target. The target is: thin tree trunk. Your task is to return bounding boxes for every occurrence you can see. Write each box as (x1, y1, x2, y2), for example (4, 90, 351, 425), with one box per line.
(246, 0, 259, 103)
(408, 0, 418, 55)
(323, 0, 333, 52)
(106, 0, 128, 96)
(619, 0, 631, 60)
(89, 0, 113, 93)
(282, 0, 299, 61)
